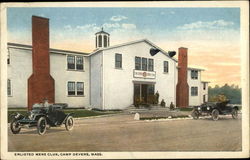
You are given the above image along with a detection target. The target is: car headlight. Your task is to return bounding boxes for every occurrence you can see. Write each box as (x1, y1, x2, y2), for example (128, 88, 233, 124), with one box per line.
(15, 113, 20, 119)
(207, 107, 210, 110)
(198, 107, 201, 110)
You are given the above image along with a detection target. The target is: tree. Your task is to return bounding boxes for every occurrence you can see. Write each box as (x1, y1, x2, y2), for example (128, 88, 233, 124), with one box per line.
(208, 84, 241, 104)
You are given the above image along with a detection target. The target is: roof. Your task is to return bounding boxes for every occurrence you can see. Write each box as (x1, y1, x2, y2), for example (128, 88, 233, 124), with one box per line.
(95, 28, 110, 35)
(201, 81, 210, 83)
(89, 39, 178, 62)
(7, 42, 89, 56)
(95, 30, 110, 35)
(187, 67, 205, 71)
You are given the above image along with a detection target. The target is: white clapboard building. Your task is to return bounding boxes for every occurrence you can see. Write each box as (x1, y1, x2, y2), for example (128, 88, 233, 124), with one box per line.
(7, 16, 208, 110)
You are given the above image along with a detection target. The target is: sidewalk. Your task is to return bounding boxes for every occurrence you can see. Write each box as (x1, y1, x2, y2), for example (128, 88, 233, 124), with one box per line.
(124, 106, 192, 120)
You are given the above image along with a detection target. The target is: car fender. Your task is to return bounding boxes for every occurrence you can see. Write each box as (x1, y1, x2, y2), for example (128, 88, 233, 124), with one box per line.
(33, 114, 47, 121)
(62, 113, 74, 124)
(233, 106, 239, 110)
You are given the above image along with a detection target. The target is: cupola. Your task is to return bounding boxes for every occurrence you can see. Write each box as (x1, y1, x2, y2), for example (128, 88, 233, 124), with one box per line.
(95, 27, 110, 49)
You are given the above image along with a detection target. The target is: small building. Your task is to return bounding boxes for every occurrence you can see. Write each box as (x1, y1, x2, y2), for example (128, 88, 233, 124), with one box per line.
(7, 16, 208, 109)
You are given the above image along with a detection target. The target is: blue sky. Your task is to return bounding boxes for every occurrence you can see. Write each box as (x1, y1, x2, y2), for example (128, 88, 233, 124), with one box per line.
(8, 7, 240, 32)
(7, 7, 241, 86)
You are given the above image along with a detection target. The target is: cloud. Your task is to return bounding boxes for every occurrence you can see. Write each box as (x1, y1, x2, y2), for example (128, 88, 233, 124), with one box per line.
(110, 15, 128, 22)
(121, 23, 136, 30)
(76, 24, 97, 30)
(103, 23, 120, 29)
(177, 20, 234, 30)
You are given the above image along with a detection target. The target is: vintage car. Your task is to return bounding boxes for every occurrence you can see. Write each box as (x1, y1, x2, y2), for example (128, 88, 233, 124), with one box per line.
(191, 100, 239, 121)
(10, 105, 74, 135)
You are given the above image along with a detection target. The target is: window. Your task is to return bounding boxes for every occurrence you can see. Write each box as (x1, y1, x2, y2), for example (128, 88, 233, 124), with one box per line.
(7, 49, 10, 64)
(68, 81, 84, 96)
(191, 70, 198, 79)
(76, 56, 83, 70)
(203, 83, 206, 90)
(68, 82, 75, 95)
(104, 35, 107, 47)
(191, 87, 198, 96)
(67, 56, 75, 69)
(77, 82, 84, 95)
(135, 57, 154, 71)
(164, 61, 168, 73)
(115, 53, 122, 68)
(142, 58, 147, 71)
(148, 59, 154, 71)
(7, 79, 11, 96)
(98, 35, 102, 47)
(135, 57, 141, 70)
(67, 55, 84, 71)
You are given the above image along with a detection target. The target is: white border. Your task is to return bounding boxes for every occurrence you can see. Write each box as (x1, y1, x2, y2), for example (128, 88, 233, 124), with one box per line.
(1, 1, 249, 159)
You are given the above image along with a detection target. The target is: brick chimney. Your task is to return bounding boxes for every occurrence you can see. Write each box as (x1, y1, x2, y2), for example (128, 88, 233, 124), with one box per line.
(28, 16, 55, 110)
(176, 47, 189, 108)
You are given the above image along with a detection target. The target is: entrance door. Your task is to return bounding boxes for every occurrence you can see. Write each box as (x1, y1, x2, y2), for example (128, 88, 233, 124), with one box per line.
(133, 83, 155, 104)
(134, 84, 140, 104)
(141, 84, 148, 103)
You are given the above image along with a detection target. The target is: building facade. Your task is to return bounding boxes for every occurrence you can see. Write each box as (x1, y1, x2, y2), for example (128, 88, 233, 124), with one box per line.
(7, 16, 208, 109)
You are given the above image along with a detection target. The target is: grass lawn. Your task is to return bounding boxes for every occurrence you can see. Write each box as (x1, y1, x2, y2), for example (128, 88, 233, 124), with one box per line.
(8, 108, 122, 123)
(178, 107, 193, 111)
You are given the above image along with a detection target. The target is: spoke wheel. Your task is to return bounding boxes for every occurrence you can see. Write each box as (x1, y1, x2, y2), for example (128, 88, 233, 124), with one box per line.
(65, 116, 74, 131)
(37, 117, 47, 135)
(10, 119, 21, 134)
(211, 109, 219, 121)
(232, 109, 238, 119)
(191, 110, 199, 120)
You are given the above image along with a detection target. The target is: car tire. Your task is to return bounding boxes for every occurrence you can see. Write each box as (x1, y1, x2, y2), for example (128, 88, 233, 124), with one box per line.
(191, 110, 199, 120)
(65, 116, 74, 131)
(37, 117, 47, 135)
(211, 109, 219, 121)
(232, 109, 238, 119)
(10, 119, 21, 134)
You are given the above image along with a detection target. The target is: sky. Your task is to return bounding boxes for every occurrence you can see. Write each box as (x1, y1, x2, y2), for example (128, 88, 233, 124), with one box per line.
(7, 7, 241, 87)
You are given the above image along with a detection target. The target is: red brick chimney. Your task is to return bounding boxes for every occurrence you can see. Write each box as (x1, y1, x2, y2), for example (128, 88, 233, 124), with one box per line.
(28, 16, 55, 110)
(176, 47, 189, 108)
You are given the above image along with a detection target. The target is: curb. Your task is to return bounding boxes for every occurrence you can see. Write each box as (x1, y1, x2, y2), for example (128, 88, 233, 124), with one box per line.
(74, 112, 128, 120)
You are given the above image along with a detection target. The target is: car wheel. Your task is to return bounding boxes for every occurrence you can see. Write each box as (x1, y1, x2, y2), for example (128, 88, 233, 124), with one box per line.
(211, 109, 219, 121)
(37, 117, 47, 135)
(10, 119, 21, 134)
(65, 116, 74, 131)
(232, 109, 238, 119)
(191, 110, 199, 120)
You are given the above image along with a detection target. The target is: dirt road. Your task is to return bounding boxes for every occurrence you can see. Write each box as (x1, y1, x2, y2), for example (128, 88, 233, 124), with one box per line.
(8, 114, 241, 152)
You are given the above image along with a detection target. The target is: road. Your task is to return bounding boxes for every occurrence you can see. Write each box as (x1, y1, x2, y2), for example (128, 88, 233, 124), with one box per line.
(8, 114, 242, 152)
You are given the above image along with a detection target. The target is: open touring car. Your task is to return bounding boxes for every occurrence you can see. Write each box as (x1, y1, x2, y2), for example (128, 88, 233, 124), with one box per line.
(10, 105, 74, 135)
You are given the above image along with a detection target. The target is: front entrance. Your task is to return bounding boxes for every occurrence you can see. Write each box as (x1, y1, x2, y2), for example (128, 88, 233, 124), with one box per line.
(134, 83, 155, 104)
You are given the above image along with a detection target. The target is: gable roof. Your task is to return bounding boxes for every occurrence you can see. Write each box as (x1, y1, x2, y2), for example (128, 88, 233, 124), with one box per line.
(89, 39, 178, 62)
(7, 42, 89, 56)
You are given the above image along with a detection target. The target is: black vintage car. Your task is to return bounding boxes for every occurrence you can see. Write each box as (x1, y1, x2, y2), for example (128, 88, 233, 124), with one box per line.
(10, 105, 74, 135)
(191, 100, 239, 121)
